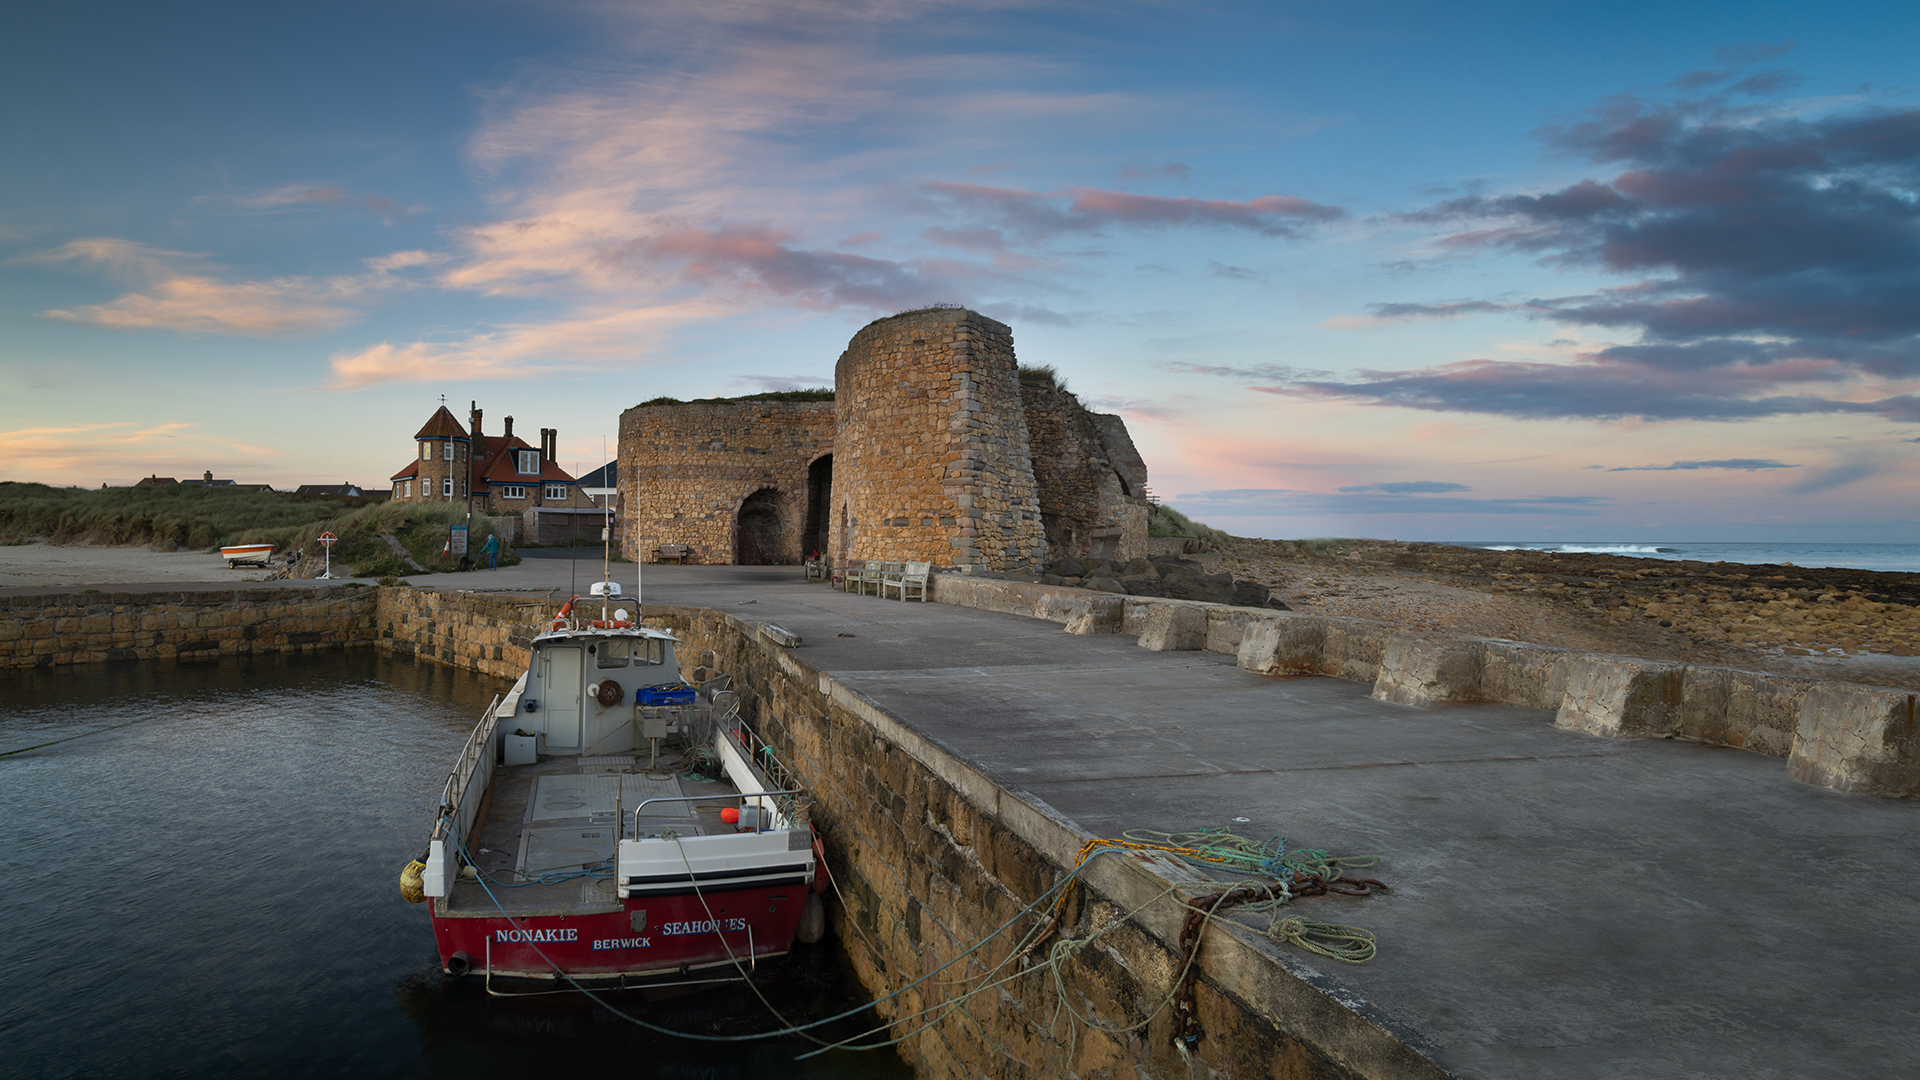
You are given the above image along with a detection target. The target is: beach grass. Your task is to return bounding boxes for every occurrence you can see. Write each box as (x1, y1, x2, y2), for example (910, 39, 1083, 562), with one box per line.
(0, 483, 520, 576)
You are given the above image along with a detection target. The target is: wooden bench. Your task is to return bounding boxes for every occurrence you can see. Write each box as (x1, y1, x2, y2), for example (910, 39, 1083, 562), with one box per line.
(880, 560, 931, 601)
(653, 544, 693, 564)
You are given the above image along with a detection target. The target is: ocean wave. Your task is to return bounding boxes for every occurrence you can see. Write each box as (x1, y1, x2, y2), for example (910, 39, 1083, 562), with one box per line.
(1477, 544, 1681, 555)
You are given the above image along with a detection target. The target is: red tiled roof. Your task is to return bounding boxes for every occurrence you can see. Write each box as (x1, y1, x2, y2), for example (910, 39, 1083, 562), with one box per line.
(413, 406, 469, 440)
(390, 461, 421, 481)
(473, 434, 577, 486)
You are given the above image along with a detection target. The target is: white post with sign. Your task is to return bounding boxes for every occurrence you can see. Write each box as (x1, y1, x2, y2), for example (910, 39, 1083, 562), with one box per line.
(318, 531, 337, 579)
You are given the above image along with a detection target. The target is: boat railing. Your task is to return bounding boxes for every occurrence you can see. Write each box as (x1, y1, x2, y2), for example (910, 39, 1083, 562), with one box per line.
(435, 693, 502, 843)
(723, 708, 799, 801)
(631, 790, 802, 840)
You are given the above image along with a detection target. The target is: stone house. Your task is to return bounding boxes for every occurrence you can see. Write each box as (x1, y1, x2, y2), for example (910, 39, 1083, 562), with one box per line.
(390, 404, 604, 542)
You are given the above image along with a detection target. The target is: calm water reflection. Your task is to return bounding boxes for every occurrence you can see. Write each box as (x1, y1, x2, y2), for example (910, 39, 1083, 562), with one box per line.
(0, 651, 909, 1079)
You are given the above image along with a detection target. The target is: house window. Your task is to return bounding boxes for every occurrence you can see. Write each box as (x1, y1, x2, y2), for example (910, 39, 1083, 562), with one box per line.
(421, 444, 430, 461)
(517, 450, 540, 475)
(442, 477, 452, 497)
(443, 441, 454, 460)
(545, 484, 567, 501)
(501, 486, 526, 499)
(401, 481, 411, 498)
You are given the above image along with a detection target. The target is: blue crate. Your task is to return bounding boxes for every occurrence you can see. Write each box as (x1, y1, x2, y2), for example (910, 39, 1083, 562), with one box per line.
(635, 685, 696, 706)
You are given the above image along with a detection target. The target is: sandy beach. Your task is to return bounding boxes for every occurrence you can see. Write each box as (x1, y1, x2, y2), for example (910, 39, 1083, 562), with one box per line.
(0, 541, 295, 589)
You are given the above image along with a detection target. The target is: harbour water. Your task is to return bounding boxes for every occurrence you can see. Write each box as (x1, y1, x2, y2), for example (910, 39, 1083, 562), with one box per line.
(0, 651, 908, 1080)
(1462, 542, 1920, 574)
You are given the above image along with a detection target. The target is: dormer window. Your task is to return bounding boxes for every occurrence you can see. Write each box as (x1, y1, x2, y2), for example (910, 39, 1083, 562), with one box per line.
(517, 450, 540, 474)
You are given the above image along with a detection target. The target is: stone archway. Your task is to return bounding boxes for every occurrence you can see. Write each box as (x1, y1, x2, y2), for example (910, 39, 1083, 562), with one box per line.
(802, 454, 832, 560)
(734, 488, 790, 565)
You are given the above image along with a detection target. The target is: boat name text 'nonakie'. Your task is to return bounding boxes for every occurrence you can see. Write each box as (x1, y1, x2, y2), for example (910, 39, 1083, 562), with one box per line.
(494, 928, 579, 943)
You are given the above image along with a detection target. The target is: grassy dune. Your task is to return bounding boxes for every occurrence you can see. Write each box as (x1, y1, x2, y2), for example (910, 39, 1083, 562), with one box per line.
(0, 483, 518, 577)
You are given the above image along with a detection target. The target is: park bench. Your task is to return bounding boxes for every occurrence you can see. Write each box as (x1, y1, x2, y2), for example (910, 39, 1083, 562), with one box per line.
(653, 543, 693, 564)
(880, 561, 931, 601)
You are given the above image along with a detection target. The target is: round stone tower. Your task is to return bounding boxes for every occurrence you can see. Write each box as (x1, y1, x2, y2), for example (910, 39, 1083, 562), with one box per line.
(828, 308, 1043, 572)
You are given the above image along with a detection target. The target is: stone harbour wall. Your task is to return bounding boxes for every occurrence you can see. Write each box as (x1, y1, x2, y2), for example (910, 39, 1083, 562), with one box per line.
(830, 308, 1044, 572)
(0, 585, 379, 668)
(617, 400, 836, 565)
(640, 603, 1436, 1080)
(928, 575, 1920, 798)
(372, 587, 562, 680)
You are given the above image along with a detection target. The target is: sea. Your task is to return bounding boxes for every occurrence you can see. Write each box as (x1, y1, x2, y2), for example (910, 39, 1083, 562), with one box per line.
(1458, 542, 1920, 574)
(0, 651, 909, 1080)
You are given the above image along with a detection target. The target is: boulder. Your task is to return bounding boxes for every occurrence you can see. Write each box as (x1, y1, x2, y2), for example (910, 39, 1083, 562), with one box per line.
(1041, 574, 1066, 586)
(1120, 575, 1169, 598)
(1048, 558, 1087, 578)
(1083, 575, 1128, 594)
(1165, 574, 1233, 604)
(1231, 579, 1273, 607)
(1120, 556, 1156, 578)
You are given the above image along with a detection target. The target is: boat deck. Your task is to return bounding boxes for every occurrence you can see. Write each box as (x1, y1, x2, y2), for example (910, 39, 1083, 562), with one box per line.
(445, 754, 746, 917)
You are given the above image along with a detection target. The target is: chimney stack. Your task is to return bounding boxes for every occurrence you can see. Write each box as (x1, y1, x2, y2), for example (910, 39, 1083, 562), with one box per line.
(502, 415, 514, 441)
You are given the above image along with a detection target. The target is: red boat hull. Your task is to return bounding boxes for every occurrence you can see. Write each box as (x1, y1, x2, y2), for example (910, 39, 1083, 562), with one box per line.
(431, 885, 808, 981)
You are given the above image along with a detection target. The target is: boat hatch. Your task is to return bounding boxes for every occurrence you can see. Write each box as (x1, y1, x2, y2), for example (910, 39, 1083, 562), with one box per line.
(517, 827, 617, 877)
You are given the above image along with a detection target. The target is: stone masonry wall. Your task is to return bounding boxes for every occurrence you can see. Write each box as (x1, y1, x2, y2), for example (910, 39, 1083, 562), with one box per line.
(617, 401, 836, 565)
(830, 309, 1044, 572)
(1021, 383, 1150, 562)
(0, 585, 379, 668)
(639, 604, 1427, 1080)
(374, 587, 561, 680)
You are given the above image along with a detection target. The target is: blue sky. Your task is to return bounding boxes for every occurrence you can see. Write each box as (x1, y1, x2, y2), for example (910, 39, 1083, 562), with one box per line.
(4, 0, 1917, 541)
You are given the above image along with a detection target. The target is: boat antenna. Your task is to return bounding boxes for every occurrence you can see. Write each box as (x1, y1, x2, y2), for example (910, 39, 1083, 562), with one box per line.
(600, 438, 611, 621)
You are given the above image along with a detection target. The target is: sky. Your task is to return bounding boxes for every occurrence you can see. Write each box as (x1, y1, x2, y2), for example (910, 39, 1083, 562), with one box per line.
(3, 0, 1917, 543)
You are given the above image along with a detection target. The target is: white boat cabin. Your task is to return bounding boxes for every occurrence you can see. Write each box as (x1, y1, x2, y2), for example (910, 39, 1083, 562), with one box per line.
(497, 620, 687, 758)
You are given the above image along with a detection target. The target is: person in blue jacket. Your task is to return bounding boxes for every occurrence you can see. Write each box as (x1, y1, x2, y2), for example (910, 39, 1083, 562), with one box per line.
(481, 532, 500, 570)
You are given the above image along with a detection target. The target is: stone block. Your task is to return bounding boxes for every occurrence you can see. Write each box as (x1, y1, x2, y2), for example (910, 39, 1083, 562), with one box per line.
(1320, 619, 1391, 683)
(1134, 604, 1207, 651)
(1476, 639, 1571, 710)
(1236, 614, 1326, 675)
(1789, 684, 1920, 795)
(1203, 608, 1259, 655)
(1554, 655, 1685, 738)
(1062, 596, 1124, 636)
(1372, 633, 1484, 705)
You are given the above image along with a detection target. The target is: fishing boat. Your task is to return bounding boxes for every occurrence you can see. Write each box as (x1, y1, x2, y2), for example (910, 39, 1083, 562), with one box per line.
(219, 543, 275, 567)
(402, 596, 825, 987)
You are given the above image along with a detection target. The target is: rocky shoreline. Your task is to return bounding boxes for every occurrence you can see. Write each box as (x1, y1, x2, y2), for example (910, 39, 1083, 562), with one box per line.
(1212, 538, 1920, 692)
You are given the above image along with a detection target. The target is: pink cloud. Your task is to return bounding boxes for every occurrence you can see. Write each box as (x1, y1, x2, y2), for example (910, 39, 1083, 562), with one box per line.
(34, 238, 423, 336)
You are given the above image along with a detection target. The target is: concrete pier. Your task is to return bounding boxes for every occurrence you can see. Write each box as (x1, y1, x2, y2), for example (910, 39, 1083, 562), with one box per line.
(612, 564, 1920, 1079)
(9, 555, 1918, 1076)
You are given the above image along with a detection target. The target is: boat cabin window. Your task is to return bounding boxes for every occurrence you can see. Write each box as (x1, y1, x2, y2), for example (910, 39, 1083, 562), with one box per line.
(591, 637, 665, 668)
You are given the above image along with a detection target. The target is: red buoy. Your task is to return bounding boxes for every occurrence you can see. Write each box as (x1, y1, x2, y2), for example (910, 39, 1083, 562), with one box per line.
(720, 807, 740, 824)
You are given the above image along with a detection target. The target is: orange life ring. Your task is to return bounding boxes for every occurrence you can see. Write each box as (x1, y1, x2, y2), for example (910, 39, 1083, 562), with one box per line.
(550, 618, 566, 631)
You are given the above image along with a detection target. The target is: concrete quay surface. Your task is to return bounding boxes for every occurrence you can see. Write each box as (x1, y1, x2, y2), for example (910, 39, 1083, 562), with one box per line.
(32, 554, 1920, 1078)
